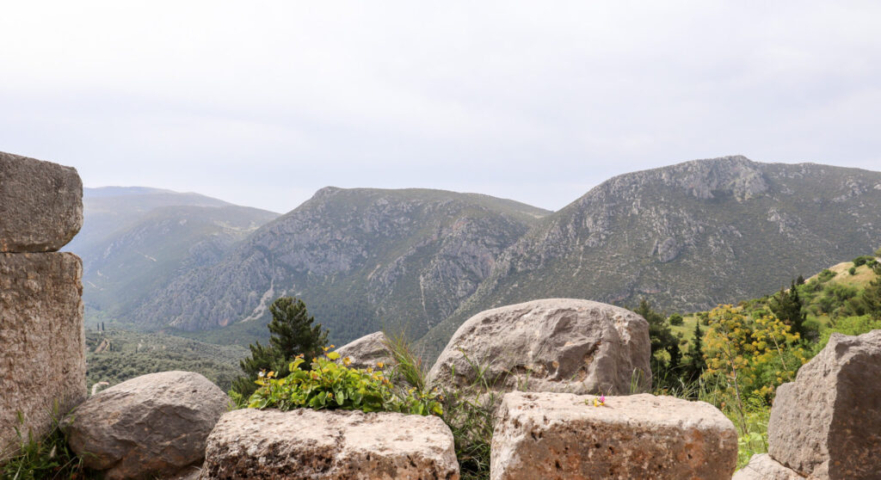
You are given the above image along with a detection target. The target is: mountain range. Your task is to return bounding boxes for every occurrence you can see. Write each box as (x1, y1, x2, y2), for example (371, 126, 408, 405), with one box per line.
(70, 156, 881, 356)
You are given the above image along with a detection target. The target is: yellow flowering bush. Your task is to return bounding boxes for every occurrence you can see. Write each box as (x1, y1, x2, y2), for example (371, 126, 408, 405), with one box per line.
(703, 305, 808, 409)
(247, 347, 443, 416)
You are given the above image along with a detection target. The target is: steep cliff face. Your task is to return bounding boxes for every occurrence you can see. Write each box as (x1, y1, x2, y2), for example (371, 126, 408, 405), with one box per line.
(418, 156, 881, 355)
(126, 188, 549, 343)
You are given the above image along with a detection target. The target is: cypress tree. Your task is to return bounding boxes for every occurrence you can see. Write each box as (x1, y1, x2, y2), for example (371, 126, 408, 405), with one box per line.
(686, 322, 706, 380)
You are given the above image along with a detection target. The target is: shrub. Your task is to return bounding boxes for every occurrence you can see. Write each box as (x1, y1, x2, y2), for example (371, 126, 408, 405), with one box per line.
(668, 313, 684, 326)
(849, 266, 857, 276)
(817, 315, 881, 352)
(702, 305, 808, 431)
(853, 255, 875, 267)
(817, 269, 835, 283)
(247, 349, 442, 416)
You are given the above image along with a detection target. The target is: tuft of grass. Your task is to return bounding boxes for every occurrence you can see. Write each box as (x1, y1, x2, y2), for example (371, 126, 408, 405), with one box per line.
(1, 404, 93, 480)
(382, 331, 427, 391)
(438, 352, 498, 480)
(384, 333, 495, 480)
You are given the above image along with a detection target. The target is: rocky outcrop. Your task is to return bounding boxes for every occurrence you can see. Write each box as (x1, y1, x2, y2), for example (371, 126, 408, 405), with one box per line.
(64, 371, 228, 480)
(428, 299, 651, 395)
(335, 331, 393, 369)
(732, 454, 805, 480)
(124, 188, 548, 341)
(419, 158, 881, 357)
(767, 330, 881, 479)
(490, 391, 737, 480)
(201, 408, 459, 479)
(0, 253, 85, 459)
(0, 152, 85, 461)
(0, 151, 83, 252)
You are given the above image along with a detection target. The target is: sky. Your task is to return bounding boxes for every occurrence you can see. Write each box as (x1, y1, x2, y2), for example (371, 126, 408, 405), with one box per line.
(2, 2, 880, 214)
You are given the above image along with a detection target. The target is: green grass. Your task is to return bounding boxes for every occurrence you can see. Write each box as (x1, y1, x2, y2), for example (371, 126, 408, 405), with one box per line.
(1, 406, 94, 480)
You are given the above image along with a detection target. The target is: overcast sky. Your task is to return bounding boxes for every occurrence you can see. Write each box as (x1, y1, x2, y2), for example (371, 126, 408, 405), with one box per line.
(2, 2, 880, 213)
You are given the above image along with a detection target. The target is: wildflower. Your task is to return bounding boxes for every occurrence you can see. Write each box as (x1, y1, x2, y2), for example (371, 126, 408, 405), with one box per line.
(376, 362, 385, 369)
(258, 370, 266, 378)
(343, 357, 352, 366)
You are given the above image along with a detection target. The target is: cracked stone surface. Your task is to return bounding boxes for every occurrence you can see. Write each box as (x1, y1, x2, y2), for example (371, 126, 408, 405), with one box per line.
(490, 391, 737, 480)
(64, 371, 228, 480)
(428, 299, 651, 395)
(0, 151, 82, 253)
(201, 408, 459, 480)
(0, 252, 85, 461)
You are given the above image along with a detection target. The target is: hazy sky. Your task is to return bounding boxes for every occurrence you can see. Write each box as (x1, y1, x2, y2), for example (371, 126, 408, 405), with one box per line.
(2, 2, 880, 213)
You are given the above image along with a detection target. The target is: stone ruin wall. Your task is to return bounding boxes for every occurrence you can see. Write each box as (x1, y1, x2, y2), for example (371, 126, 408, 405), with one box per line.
(0, 151, 85, 460)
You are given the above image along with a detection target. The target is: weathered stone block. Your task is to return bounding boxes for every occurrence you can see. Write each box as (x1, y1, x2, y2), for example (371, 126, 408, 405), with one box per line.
(64, 371, 229, 480)
(490, 392, 737, 480)
(0, 151, 83, 252)
(0, 252, 85, 459)
(201, 408, 460, 479)
(428, 299, 651, 395)
(768, 330, 881, 480)
(733, 454, 805, 480)
(336, 331, 393, 369)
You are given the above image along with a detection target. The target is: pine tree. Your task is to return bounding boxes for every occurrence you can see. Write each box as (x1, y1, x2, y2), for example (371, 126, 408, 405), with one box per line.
(796, 274, 805, 286)
(230, 297, 328, 400)
(769, 281, 807, 339)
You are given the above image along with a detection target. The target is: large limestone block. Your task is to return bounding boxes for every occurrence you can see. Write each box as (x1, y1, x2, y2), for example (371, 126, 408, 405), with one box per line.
(733, 454, 805, 480)
(428, 299, 651, 395)
(491, 392, 737, 480)
(64, 371, 229, 480)
(768, 330, 881, 480)
(0, 252, 85, 460)
(0, 151, 83, 252)
(336, 331, 393, 369)
(201, 408, 460, 479)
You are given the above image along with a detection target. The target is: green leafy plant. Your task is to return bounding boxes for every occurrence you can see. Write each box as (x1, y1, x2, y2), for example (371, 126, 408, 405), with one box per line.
(247, 348, 442, 416)
(1, 406, 93, 480)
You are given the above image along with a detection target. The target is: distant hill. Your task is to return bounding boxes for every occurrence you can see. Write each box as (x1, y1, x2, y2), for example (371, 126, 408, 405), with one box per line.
(418, 156, 881, 356)
(124, 188, 550, 344)
(66, 187, 279, 328)
(76, 158, 881, 360)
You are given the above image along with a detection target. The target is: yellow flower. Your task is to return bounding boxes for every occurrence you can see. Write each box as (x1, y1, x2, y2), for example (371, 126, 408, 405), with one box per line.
(376, 362, 385, 369)
(343, 357, 352, 366)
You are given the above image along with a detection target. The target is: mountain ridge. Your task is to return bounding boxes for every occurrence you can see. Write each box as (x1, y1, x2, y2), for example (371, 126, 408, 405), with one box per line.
(72, 158, 881, 356)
